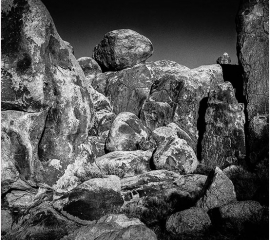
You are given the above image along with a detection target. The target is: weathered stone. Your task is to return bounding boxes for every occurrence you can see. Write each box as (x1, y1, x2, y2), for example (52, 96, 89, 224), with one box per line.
(77, 56, 101, 84)
(1, 110, 46, 193)
(141, 64, 224, 144)
(166, 207, 211, 236)
(218, 201, 264, 231)
(1, 0, 95, 190)
(201, 82, 246, 169)
(196, 167, 236, 211)
(53, 176, 123, 221)
(61, 214, 157, 240)
(93, 29, 153, 71)
(95, 150, 152, 178)
(93, 63, 153, 116)
(105, 112, 154, 152)
(92, 60, 189, 117)
(216, 52, 231, 64)
(153, 138, 198, 174)
(236, 0, 269, 164)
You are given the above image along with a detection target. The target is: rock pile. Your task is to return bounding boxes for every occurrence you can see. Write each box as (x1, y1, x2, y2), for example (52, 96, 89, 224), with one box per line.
(1, 0, 268, 239)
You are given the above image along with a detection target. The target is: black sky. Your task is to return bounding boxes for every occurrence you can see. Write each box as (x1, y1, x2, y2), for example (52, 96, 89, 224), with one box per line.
(42, 0, 241, 69)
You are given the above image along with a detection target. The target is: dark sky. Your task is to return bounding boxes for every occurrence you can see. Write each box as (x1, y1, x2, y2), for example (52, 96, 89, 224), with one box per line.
(42, 0, 241, 69)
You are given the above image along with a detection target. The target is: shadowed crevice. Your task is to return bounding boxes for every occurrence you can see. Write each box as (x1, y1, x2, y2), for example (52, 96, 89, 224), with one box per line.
(197, 97, 208, 161)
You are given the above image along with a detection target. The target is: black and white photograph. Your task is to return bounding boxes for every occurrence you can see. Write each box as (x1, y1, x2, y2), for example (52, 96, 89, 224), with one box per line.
(1, 0, 269, 239)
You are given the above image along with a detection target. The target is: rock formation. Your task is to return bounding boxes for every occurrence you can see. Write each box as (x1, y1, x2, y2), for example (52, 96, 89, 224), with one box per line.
(1, 0, 268, 239)
(201, 82, 246, 169)
(236, 0, 269, 166)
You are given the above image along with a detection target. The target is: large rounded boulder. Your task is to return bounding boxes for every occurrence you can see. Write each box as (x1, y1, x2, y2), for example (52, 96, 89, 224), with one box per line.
(93, 29, 153, 71)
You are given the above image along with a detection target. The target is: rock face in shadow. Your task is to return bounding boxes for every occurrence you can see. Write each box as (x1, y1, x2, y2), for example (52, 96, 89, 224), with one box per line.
(93, 29, 153, 72)
(236, 0, 269, 166)
(201, 82, 246, 169)
(1, 0, 95, 190)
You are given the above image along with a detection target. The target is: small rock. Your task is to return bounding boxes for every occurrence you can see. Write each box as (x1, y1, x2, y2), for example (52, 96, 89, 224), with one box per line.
(196, 167, 236, 211)
(95, 150, 152, 178)
(105, 112, 154, 152)
(93, 29, 153, 71)
(153, 138, 198, 174)
(166, 207, 211, 236)
(216, 52, 231, 64)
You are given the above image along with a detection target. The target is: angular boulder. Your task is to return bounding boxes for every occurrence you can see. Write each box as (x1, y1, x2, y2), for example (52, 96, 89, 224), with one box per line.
(53, 176, 123, 221)
(93, 29, 153, 71)
(166, 207, 211, 236)
(61, 214, 157, 240)
(236, 0, 269, 165)
(201, 82, 246, 169)
(93, 63, 154, 116)
(153, 138, 198, 174)
(196, 167, 236, 211)
(105, 112, 154, 152)
(95, 150, 152, 178)
(1, 0, 95, 189)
